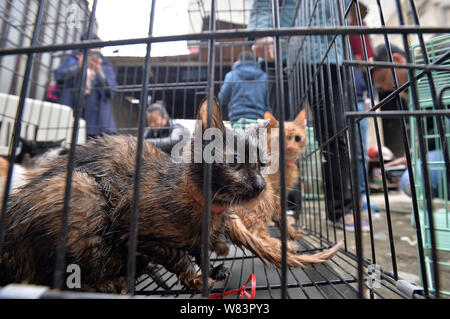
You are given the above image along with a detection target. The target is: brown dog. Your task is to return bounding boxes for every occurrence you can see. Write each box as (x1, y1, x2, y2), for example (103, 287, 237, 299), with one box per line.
(0, 98, 268, 293)
(227, 109, 344, 268)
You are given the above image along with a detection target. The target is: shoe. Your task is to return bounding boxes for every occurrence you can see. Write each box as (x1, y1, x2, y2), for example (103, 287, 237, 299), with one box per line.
(329, 213, 370, 232)
(363, 202, 381, 212)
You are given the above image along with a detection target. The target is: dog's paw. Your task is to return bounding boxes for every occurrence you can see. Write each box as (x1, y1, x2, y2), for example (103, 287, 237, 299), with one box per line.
(97, 277, 127, 294)
(287, 240, 299, 253)
(191, 274, 215, 292)
(289, 228, 305, 241)
(211, 263, 231, 281)
(213, 240, 229, 256)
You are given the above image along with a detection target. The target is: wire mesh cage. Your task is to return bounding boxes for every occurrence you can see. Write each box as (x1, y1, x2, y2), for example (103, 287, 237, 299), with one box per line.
(409, 34, 450, 297)
(0, 0, 449, 300)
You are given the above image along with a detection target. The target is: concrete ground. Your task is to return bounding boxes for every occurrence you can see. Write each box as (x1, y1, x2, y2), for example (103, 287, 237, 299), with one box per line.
(331, 191, 449, 298)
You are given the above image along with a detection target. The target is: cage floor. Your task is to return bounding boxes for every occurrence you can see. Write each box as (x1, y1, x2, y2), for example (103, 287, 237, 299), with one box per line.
(134, 224, 407, 299)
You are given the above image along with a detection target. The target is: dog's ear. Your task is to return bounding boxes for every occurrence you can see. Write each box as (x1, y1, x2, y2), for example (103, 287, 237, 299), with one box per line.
(264, 111, 279, 129)
(197, 97, 226, 133)
(294, 109, 306, 126)
(18, 137, 33, 149)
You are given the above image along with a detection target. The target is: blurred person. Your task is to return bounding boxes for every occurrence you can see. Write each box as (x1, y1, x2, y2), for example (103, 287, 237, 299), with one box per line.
(348, 2, 373, 62)
(386, 149, 449, 200)
(218, 51, 272, 130)
(373, 44, 450, 200)
(371, 44, 409, 93)
(248, 1, 295, 120)
(55, 33, 118, 137)
(44, 80, 60, 103)
(348, 5, 379, 213)
(371, 43, 412, 161)
(144, 101, 190, 155)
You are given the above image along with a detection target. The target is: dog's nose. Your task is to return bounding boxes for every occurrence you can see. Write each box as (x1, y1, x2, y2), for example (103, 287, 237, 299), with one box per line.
(252, 174, 266, 196)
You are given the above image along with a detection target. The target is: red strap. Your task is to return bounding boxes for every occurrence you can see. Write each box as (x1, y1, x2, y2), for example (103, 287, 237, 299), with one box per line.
(208, 274, 256, 299)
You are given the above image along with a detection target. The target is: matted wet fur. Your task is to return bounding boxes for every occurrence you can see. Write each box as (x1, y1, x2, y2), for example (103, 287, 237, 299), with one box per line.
(0, 98, 268, 293)
(227, 110, 344, 268)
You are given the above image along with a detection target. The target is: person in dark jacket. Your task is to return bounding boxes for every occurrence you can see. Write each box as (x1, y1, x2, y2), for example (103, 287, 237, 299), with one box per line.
(55, 34, 118, 137)
(218, 51, 272, 130)
(144, 101, 190, 155)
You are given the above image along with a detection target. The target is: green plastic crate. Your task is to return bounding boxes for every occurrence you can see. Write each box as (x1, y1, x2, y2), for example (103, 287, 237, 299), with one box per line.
(409, 34, 450, 296)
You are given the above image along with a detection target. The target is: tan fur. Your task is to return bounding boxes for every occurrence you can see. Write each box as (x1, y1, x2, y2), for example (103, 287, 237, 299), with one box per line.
(227, 109, 343, 267)
(227, 212, 344, 268)
(0, 157, 8, 179)
(265, 109, 307, 242)
(0, 157, 8, 209)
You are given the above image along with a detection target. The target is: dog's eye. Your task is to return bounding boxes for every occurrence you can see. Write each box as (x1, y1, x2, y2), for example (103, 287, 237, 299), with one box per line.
(295, 135, 302, 142)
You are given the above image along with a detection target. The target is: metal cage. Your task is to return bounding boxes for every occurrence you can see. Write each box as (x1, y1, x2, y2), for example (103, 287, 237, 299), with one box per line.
(0, 0, 449, 300)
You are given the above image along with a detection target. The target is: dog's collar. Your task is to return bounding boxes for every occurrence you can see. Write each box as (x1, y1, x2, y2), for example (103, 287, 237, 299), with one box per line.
(184, 175, 226, 214)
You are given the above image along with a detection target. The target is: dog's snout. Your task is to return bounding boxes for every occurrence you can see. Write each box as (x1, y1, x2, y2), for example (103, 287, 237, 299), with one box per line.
(253, 174, 266, 195)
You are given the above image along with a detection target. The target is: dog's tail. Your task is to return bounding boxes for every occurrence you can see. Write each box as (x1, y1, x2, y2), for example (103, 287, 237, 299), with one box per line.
(286, 239, 344, 267)
(226, 214, 344, 268)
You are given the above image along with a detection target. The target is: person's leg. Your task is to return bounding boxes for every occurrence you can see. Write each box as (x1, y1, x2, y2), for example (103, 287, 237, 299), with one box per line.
(265, 62, 291, 119)
(309, 64, 352, 223)
(357, 102, 381, 213)
(399, 150, 446, 199)
(426, 149, 448, 199)
(399, 169, 412, 197)
(357, 101, 368, 196)
(267, 62, 299, 212)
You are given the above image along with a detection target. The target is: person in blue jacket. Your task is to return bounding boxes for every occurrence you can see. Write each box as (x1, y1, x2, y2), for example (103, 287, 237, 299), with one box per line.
(218, 51, 272, 130)
(55, 34, 118, 137)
